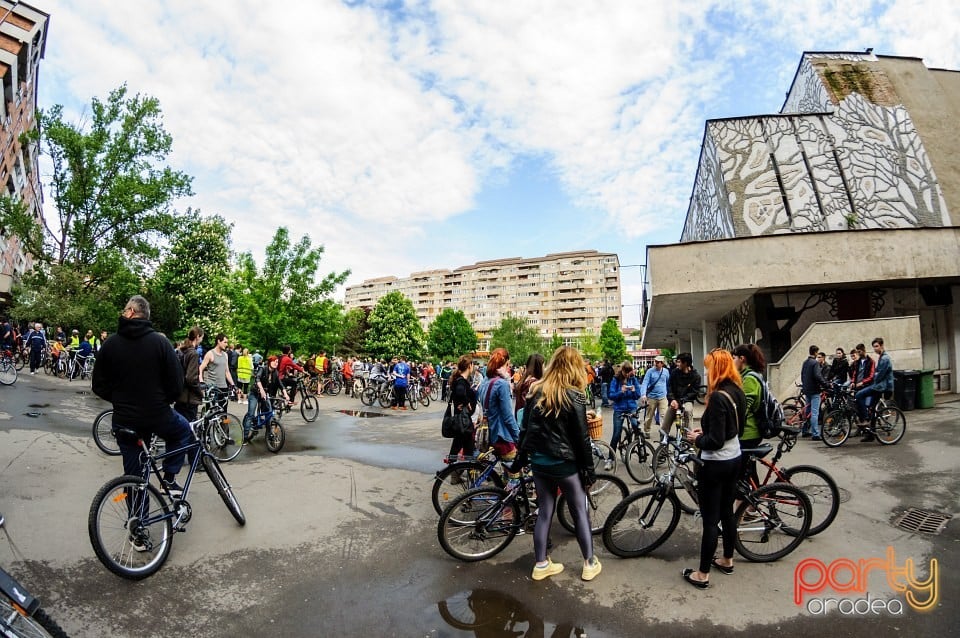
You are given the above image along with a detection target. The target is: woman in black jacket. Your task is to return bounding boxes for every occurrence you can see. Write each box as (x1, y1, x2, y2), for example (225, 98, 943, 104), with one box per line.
(518, 346, 601, 582)
(682, 348, 746, 589)
(447, 355, 478, 459)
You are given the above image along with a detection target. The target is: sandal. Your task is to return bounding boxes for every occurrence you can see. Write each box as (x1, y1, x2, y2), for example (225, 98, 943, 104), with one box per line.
(711, 558, 734, 575)
(682, 568, 709, 589)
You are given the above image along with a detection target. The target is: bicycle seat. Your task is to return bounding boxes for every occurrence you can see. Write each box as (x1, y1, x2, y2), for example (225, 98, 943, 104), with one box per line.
(113, 426, 142, 444)
(740, 443, 773, 459)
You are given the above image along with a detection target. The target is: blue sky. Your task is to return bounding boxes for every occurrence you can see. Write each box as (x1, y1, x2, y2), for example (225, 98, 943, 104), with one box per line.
(35, 1, 960, 326)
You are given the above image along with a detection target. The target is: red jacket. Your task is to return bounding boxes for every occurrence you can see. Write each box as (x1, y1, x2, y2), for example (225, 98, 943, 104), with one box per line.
(278, 355, 304, 379)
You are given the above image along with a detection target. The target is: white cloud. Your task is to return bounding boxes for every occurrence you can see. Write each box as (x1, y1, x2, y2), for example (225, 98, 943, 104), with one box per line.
(34, 0, 960, 292)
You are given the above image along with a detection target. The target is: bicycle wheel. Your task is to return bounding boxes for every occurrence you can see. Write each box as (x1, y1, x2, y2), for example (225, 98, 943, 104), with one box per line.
(590, 439, 615, 473)
(0, 596, 70, 638)
(360, 385, 376, 406)
(407, 389, 418, 410)
(13, 350, 27, 370)
(430, 382, 441, 401)
(650, 445, 698, 514)
(420, 390, 431, 407)
(265, 418, 285, 453)
(206, 412, 244, 462)
(377, 386, 393, 408)
(300, 395, 319, 422)
(328, 378, 342, 396)
(624, 438, 657, 484)
(0, 361, 16, 385)
(438, 487, 518, 562)
(92, 409, 120, 456)
(783, 465, 839, 536)
(432, 461, 505, 515)
(202, 455, 246, 525)
(601, 487, 680, 557)
(734, 482, 811, 562)
(875, 405, 906, 445)
(557, 473, 628, 535)
(88, 475, 173, 580)
(821, 409, 851, 447)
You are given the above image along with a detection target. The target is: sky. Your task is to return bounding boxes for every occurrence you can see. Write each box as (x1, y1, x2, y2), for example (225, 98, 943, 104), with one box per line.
(34, 0, 960, 326)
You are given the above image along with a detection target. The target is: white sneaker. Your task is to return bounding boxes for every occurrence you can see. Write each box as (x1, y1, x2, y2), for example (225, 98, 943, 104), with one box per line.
(603, 459, 614, 472)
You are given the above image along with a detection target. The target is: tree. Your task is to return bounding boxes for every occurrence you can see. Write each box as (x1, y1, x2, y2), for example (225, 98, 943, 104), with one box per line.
(3, 84, 192, 271)
(546, 332, 564, 354)
(575, 331, 602, 362)
(149, 212, 233, 339)
(599, 318, 628, 364)
(490, 315, 544, 364)
(228, 227, 348, 355)
(364, 291, 425, 360)
(339, 307, 370, 357)
(427, 308, 477, 360)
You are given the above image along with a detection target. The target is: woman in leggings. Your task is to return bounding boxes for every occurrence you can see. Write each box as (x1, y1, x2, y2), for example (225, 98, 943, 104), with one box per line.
(517, 346, 601, 582)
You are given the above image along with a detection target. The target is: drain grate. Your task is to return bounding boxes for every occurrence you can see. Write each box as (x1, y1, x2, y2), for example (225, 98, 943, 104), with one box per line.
(893, 508, 951, 535)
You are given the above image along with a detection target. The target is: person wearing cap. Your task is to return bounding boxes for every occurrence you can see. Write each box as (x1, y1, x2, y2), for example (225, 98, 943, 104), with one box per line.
(639, 355, 670, 436)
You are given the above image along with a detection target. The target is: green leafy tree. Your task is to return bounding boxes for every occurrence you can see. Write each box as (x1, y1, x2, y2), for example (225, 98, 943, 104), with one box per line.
(149, 212, 233, 339)
(599, 318, 628, 364)
(228, 227, 348, 354)
(364, 291, 425, 360)
(3, 84, 192, 327)
(427, 308, 477, 360)
(340, 307, 370, 357)
(546, 332, 564, 354)
(490, 315, 544, 364)
(575, 331, 602, 362)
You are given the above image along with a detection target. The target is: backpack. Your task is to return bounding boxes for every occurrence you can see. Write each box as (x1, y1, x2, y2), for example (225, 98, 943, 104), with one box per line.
(746, 371, 784, 439)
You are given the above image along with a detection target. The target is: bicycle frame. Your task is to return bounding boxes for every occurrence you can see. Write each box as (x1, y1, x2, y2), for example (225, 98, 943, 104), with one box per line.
(124, 428, 206, 530)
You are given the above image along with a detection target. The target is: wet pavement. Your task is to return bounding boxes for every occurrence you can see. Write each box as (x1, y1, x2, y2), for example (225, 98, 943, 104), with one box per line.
(0, 372, 958, 637)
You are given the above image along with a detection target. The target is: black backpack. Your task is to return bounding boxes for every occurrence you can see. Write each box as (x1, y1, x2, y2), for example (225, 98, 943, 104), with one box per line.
(746, 371, 785, 439)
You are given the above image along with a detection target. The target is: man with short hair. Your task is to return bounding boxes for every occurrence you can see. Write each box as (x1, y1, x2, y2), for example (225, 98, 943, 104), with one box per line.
(800, 345, 827, 441)
(600, 360, 615, 408)
(639, 355, 670, 436)
(392, 355, 411, 410)
(662, 353, 701, 432)
(856, 338, 894, 442)
(92, 295, 194, 495)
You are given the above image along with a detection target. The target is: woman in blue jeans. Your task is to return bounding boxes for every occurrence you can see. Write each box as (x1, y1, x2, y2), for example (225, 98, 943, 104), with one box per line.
(606, 361, 642, 469)
(682, 348, 745, 589)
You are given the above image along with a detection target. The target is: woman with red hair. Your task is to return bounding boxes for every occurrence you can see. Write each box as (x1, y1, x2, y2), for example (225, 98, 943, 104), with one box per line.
(682, 348, 745, 589)
(477, 348, 520, 461)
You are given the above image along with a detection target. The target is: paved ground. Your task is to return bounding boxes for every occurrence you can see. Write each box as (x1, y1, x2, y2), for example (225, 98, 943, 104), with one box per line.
(0, 371, 957, 637)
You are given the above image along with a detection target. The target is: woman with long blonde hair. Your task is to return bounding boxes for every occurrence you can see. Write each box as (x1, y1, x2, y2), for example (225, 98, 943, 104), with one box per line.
(519, 346, 601, 582)
(682, 348, 745, 589)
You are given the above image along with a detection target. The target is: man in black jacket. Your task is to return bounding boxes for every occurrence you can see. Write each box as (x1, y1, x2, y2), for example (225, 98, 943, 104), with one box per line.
(800, 345, 828, 441)
(662, 352, 701, 432)
(600, 361, 615, 407)
(92, 295, 194, 494)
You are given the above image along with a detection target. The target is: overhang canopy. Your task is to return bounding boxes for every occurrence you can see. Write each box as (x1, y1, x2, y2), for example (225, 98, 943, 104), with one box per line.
(641, 227, 960, 347)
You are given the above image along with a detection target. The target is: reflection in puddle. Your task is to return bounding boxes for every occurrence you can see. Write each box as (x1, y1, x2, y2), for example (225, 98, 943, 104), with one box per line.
(337, 410, 386, 418)
(24, 411, 43, 418)
(28, 403, 50, 408)
(437, 589, 589, 636)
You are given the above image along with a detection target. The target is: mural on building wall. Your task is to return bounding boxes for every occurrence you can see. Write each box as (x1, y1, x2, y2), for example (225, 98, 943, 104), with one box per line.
(682, 54, 949, 242)
(782, 55, 839, 114)
(717, 299, 754, 350)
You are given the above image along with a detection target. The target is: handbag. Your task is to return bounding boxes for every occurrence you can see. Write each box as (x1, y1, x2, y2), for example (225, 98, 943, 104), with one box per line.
(441, 384, 473, 438)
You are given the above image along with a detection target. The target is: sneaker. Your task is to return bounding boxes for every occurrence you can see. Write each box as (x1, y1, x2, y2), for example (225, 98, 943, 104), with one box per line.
(162, 479, 184, 497)
(30, 371, 36, 375)
(581, 556, 602, 581)
(811, 435, 822, 442)
(130, 537, 150, 553)
(742, 509, 761, 523)
(532, 558, 564, 581)
(603, 459, 614, 472)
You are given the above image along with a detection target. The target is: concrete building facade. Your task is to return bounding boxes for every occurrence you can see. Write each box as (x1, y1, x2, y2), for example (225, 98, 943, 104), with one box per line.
(642, 51, 960, 399)
(0, 1, 47, 304)
(344, 250, 622, 346)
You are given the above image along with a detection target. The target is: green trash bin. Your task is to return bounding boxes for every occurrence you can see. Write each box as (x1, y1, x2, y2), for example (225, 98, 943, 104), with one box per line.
(917, 369, 936, 409)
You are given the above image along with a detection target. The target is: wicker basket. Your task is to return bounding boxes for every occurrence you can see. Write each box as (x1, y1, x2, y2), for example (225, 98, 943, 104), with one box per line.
(587, 414, 603, 440)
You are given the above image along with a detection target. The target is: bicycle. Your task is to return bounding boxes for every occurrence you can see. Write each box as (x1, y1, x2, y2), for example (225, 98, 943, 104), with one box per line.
(319, 372, 343, 396)
(822, 390, 905, 446)
(602, 439, 813, 563)
(242, 395, 285, 453)
(92, 409, 161, 457)
(432, 449, 505, 516)
(649, 420, 700, 514)
(1, 516, 70, 638)
(0, 351, 17, 386)
(617, 407, 657, 484)
(290, 374, 319, 422)
(195, 386, 244, 462)
(88, 424, 246, 580)
(65, 353, 93, 382)
(437, 471, 625, 561)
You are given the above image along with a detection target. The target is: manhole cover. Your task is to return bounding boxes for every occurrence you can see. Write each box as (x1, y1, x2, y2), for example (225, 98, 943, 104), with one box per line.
(893, 508, 951, 535)
(337, 410, 386, 418)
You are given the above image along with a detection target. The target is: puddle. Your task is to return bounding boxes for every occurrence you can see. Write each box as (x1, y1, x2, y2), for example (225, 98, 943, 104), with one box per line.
(28, 403, 50, 408)
(437, 590, 597, 636)
(24, 411, 43, 418)
(336, 410, 386, 418)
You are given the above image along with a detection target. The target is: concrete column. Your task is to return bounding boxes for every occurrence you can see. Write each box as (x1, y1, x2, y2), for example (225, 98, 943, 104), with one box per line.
(699, 321, 718, 383)
(950, 287, 960, 393)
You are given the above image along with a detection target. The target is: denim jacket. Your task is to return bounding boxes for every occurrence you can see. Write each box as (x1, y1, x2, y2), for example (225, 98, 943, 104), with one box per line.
(871, 352, 894, 392)
(478, 377, 519, 444)
(608, 375, 642, 412)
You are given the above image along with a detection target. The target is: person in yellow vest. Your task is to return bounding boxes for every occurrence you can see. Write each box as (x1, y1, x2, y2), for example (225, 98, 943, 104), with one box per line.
(237, 347, 253, 404)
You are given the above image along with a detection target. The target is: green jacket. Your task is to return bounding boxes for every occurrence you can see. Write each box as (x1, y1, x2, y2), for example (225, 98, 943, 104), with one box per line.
(740, 366, 762, 441)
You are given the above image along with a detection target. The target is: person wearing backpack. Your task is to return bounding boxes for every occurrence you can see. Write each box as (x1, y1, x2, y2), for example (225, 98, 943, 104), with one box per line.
(732, 344, 767, 486)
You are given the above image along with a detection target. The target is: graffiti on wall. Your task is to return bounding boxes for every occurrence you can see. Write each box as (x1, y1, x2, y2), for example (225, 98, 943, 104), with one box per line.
(682, 55, 949, 242)
(717, 299, 754, 350)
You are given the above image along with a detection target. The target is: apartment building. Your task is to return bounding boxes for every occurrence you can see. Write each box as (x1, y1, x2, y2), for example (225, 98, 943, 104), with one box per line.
(344, 250, 622, 343)
(0, 1, 47, 305)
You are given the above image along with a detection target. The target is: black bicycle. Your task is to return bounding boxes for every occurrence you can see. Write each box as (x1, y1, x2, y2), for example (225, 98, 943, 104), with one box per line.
(1, 516, 70, 637)
(88, 425, 246, 580)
